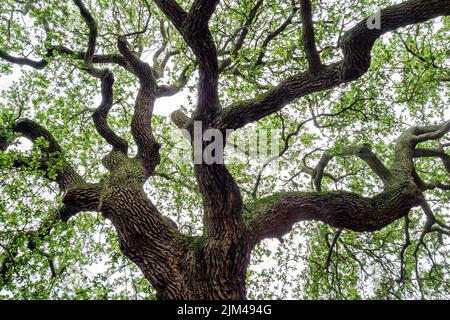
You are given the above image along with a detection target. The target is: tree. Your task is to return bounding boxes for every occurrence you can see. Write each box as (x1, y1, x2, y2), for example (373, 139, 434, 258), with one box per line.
(0, 0, 449, 300)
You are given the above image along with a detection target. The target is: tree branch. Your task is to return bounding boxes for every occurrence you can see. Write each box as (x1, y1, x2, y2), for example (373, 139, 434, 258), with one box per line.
(300, 0, 322, 73)
(219, 0, 264, 71)
(220, 0, 450, 130)
(256, 3, 298, 66)
(91, 70, 129, 153)
(1, 119, 101, 222)
(152, 0, 187, 31)
(72, 1, 130, 154)
(153, 0, 221, 118)
(248, 182, 422, 243)
(156, 64, 192, 97)
(73, 0, 98, 69)
(414, 148, 450, 173)
(117, 36, 160, 175)
(313, 144, 393, 191)
(0, 50, 51, 70)
(414, 120, 450, 143)
(246, 120, 439, 243)
(9, 119, 81, 189)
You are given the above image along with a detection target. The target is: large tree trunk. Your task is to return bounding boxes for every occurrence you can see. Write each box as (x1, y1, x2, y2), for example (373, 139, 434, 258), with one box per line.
(104, 192, 251, 299)
(92, 152, 250, 299)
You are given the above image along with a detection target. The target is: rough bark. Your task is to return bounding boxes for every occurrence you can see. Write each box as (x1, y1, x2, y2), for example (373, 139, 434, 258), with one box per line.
(220, 0, 450, 130)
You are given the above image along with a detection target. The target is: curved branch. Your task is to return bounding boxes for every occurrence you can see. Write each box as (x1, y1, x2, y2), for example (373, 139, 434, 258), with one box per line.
(248, 180, 423, 243)
(0, 50, 51, 70)
(92, 70, 129, 154)
(414, 148, 450, 173)
(300, 0, 322, 73)
(156, 64, 192, 97)
(117, 37, 160, 175)
(9, 119, 82, 189)
(154, 0, 221, 118)
(313, 144, 393, 191)
(221, 0, 450, 130)
(73, 0, 98, 69)
(61, 183, 102, 217)
(51, 45, 129, 70)
(1, 119, 102, 216)
(256, 3, 298, 66)
(219, 0, 264, 71)
(247, 119, 447, 243)
(414, 120, 450, 143)
(72, 1, 130, 154)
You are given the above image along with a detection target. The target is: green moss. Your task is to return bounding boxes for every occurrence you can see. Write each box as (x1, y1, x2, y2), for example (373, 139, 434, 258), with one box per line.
(179, 234, 207, 260)
(243, 190, 359, 225)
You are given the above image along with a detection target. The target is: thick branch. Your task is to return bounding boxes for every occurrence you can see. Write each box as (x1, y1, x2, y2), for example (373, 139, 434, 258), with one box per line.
(414, 148, 450, 173)
(195, 163, 244, 239)
(73, 0, 98, 69)
(152, 0, 187, 30)
(10, 119, 81, 189)
(0, 50, 51, 70)
(117, 37, 160, 175)
(247, 119, 447, 243)
(392, 120, 450, 178)
(221, 0, 450, 130)
(91, 70, 129, 153)
(414, 120, 450, 143)
(248, 182, 423, 243)
(300, 0, 322, 73)
(61, 183, 101, 217)
(52, 45, 129, 70)
(73, 2, 130, 153)
(184, 0, 220, 117)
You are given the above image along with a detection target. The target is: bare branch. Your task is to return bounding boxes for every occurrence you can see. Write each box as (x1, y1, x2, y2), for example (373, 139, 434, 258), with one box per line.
(153, 0, 221, 117)
(300, 0, 322, 73)
(313, 144, 393, 191)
